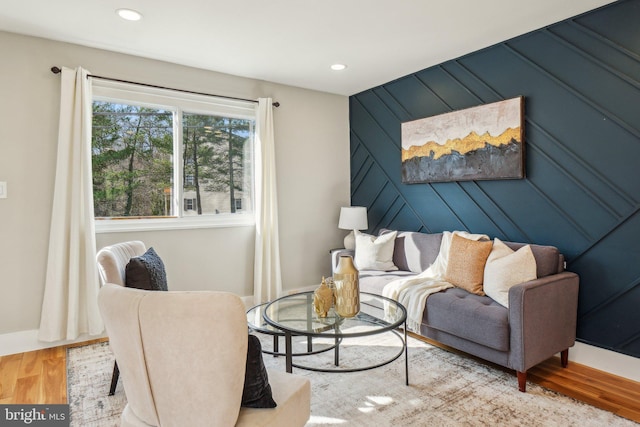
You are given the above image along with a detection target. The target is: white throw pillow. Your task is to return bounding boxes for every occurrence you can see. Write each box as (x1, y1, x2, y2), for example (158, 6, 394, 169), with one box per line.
(354, 230, 398, 271)
(483, 238, 537, 307)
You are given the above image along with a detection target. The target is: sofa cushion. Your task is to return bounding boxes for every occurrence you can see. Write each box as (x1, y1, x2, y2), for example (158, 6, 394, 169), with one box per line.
(484, 239, 537, 308)
(424, 287, 510, 351)
(359, 270, 416, 296)
(381, 229, 443, 273)
(444, 234, 493, 296)
(355, 230, 398, 271)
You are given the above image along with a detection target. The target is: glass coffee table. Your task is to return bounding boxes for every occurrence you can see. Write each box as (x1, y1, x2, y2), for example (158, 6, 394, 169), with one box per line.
(262, 291, 409, 385)
(247, 301, 338, 357)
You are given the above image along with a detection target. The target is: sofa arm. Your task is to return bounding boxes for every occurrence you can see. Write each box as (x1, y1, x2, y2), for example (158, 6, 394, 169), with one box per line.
(507, 271, 579, 372)
(330, 249, 355, 275)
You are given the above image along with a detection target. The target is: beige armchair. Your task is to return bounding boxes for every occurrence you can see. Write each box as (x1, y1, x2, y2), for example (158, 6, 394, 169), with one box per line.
(96, 240, 147, 287)
(98, 284, 311, 427)
(96, 240, 147, 395)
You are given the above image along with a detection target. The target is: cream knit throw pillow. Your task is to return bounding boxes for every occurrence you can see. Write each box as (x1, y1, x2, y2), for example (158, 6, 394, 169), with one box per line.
(483, 238, 537, 307)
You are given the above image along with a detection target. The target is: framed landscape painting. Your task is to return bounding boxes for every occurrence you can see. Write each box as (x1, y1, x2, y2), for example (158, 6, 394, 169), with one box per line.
(401, 96, 524, 183)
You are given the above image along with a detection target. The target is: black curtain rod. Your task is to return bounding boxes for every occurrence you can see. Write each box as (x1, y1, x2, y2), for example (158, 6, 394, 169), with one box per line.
(50, 66, 280, 107)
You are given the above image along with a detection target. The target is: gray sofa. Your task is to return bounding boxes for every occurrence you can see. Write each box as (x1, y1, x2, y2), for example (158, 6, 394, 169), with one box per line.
(332, 230, 579, 392)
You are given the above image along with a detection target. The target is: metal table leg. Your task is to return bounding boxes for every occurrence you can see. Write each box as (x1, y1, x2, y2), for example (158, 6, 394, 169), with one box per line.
(306, 294, 313, 353)
(404, 322, 409, 386)
(285, 332, 293, 373)
(334, 323, 340, 366)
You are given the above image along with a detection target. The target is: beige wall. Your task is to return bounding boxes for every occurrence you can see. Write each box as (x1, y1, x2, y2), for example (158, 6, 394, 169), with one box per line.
(0, 31, 350, 335)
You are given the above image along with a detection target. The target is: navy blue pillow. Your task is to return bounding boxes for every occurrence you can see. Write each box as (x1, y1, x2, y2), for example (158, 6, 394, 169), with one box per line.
(241, 334, 277, 408)
(125, 247, 168, 291)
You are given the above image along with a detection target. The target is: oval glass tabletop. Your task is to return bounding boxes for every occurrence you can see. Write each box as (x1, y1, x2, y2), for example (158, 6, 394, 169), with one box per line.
(263, 291, 407, 338)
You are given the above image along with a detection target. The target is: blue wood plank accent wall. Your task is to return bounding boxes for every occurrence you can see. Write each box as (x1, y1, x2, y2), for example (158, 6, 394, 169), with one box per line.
(349, 0, 640, 358)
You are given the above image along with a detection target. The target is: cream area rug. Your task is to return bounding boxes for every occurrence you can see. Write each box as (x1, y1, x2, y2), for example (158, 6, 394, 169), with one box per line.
(67, 332, 637, 426)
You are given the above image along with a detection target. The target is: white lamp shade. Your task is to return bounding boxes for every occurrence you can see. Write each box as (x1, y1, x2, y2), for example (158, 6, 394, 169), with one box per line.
(338, 206, 368, 231)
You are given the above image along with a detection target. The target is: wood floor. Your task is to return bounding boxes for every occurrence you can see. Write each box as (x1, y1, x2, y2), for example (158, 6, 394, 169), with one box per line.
(0, 338, 106, 406)
(1, 337, 639, 424)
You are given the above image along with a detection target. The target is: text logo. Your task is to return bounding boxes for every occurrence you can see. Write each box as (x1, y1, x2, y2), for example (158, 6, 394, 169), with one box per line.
(1, 405, 69, 426)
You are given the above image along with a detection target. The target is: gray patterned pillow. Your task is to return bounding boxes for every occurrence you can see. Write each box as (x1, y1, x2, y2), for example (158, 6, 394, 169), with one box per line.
(125, 247, 168, 291)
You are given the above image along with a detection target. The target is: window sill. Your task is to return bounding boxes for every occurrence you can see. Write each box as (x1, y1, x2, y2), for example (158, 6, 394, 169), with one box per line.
(94, 214, 255, 233)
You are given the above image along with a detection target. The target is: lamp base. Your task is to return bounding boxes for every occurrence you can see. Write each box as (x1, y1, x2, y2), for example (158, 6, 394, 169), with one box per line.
(343, 230, 356, 250)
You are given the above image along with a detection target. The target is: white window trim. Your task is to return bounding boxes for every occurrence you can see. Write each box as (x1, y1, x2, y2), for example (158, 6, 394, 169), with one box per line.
(95, 213, 254, 233)
(92, 79, 257, 233)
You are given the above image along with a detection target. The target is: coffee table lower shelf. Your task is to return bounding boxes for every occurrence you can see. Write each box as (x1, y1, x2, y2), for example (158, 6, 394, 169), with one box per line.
(281, 325, 408, 384)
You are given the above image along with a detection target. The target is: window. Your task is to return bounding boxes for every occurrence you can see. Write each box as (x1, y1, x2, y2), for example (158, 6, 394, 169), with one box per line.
(91, 80, 256, 231)
(184, 198, 196, 211)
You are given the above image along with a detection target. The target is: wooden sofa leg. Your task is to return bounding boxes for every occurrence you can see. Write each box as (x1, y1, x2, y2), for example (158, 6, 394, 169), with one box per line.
(561, 349, 569, 368)
(517, 371, 527, 392)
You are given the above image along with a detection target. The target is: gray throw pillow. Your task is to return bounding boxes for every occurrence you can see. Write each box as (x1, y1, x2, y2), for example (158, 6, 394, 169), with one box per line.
(125, 247, 168, 291)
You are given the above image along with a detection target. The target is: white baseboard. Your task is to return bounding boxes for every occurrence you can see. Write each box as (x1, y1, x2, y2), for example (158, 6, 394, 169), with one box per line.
(0, 329, 108, 357)
(3, 325, 638, 384)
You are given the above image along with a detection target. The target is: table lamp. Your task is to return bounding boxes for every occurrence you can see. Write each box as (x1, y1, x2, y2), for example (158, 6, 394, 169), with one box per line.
(338, 206, 368, 250)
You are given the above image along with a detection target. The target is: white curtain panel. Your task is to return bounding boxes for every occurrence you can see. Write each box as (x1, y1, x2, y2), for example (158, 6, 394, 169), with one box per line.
(38, 67, 103, 342)
(253, 98, 283, 304)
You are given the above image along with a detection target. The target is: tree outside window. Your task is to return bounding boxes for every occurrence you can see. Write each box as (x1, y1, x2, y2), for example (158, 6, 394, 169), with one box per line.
(91, 101, 254, 220)
(92, 102, 173, 217)
(182, 113, 253, 215)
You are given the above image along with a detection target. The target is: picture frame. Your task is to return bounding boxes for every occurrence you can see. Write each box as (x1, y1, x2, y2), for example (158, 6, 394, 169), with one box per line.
(401, 96, 525, 183)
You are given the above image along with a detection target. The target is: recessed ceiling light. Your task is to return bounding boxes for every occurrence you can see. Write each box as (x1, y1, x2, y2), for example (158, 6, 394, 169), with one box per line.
(331, 64, 347, 71)
(116, 8, 143, 21)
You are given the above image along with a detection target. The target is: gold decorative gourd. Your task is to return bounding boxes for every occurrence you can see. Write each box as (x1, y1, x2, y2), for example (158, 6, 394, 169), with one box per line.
(333, 256, 360, 318)
(313, 277, 334, 318)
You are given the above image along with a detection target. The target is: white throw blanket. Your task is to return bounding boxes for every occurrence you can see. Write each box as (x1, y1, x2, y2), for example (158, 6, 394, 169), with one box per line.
(383, 231, 489, 333)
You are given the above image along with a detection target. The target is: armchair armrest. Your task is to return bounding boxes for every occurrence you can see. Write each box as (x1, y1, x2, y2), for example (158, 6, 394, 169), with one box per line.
(507, 271, 579, 372)
(330, 248, 355, 275)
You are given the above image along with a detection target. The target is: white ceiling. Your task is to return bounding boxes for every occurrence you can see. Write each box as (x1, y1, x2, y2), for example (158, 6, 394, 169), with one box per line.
(0, 0, 615, 96)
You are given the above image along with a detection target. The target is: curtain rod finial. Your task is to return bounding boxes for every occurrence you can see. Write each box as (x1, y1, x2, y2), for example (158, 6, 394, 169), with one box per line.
(273, 102, 280, 108)
(51, 66, 62, 74)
